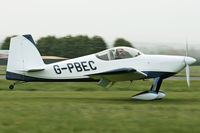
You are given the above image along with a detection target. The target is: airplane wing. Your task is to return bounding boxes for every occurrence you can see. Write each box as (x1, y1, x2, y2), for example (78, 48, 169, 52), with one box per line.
(88, 68, 147, 87)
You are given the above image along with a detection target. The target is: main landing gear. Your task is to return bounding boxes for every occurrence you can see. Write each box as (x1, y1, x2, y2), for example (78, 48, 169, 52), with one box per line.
(9, 81, 26, 90)
(132, 77, 165, 100)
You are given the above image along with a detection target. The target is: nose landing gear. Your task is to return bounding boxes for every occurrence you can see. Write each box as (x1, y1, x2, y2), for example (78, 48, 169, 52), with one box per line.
(132, 77, 165, 100)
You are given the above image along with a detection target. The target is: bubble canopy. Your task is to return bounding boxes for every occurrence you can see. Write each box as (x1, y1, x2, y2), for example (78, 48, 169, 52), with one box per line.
(96, 47, 143, 61)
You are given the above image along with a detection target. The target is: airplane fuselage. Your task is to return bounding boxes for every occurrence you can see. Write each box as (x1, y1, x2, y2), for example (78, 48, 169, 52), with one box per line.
(7, 53, 187, 81)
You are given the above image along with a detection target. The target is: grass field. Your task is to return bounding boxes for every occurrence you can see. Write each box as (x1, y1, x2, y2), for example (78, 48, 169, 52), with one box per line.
(0, 79, 200, 133)
(175, 66, 200, 77)
(0, 65, 6, 75)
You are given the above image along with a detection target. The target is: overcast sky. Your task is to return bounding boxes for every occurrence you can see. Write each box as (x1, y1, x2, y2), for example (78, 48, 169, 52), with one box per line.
(0, 0, 200, 45)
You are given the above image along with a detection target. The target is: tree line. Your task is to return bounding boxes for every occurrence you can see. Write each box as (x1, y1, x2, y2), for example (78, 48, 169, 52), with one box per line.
(0, 35, 134, 58)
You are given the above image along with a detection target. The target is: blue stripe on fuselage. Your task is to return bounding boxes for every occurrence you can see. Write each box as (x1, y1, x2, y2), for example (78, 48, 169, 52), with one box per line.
(6, 71, 98, 82)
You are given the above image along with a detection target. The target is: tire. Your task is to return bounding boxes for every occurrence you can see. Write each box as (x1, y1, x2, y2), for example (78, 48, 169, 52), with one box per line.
(9, 85, 14, 90)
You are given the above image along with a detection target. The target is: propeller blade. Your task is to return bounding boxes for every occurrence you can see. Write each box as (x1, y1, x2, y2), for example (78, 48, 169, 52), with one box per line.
(186, 64, 190, 87)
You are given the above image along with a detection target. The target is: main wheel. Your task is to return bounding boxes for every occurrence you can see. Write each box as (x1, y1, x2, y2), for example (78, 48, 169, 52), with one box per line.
(9, 85, 14, 90)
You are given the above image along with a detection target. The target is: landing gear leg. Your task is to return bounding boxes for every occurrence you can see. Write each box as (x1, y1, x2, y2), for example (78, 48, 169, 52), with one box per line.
(155, 78, 165, 100)
(132, 77, 165, 100)
(155, 78, 163, 93)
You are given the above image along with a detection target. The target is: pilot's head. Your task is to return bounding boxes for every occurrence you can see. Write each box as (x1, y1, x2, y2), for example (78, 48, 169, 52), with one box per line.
(116, 48, 125, 55)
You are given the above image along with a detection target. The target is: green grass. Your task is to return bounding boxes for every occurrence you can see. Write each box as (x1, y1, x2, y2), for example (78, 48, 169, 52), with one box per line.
(175, 66, 200, 77)
(0, 79, 200, 133)
(1, 78, 199, 92)
(0, 65, 6, 75)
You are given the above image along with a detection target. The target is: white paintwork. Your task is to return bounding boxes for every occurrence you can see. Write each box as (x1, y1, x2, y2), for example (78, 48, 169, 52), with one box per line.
(132, 91, 158, 100)
(156, 91, 166, 99)
(7, 36, 45, 74)
(185, 57, 196, 65)
(132, 91, 165, 100)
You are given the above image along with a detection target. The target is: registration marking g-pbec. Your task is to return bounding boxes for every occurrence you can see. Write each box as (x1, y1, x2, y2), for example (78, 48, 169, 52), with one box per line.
(53, 61, 97, 74)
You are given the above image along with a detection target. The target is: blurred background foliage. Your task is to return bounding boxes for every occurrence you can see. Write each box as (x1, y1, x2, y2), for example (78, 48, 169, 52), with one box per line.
(0, 35, 134, 58)
(0, 35, 199, 65)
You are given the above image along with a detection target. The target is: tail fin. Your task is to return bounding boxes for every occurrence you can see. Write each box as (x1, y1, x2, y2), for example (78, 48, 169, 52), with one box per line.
(6, 35, 45, 80)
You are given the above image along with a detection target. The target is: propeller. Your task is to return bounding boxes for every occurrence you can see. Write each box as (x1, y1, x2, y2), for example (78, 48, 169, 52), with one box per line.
(184, 39, 196, 87)
(185, 63, 190, 87)
(184, 55, 196, 88)
(185, 39, 190, 87)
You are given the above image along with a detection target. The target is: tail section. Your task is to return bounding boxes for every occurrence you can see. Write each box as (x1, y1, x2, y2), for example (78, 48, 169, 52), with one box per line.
(6, 35, 45, 80)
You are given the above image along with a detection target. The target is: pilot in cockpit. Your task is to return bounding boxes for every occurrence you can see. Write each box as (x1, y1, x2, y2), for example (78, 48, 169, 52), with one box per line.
(115, 48, 132, 59)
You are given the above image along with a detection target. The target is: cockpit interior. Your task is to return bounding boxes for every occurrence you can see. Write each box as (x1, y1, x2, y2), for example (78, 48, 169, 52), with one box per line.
(96, 47, 143, 61)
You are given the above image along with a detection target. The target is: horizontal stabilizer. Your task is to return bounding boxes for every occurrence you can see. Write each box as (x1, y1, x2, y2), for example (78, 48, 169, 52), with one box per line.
(24, 66, 45, 72)
(17, 66, 45, 72)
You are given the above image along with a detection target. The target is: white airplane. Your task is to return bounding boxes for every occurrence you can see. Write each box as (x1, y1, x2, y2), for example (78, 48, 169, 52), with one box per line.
(6, 35, 196, 100)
